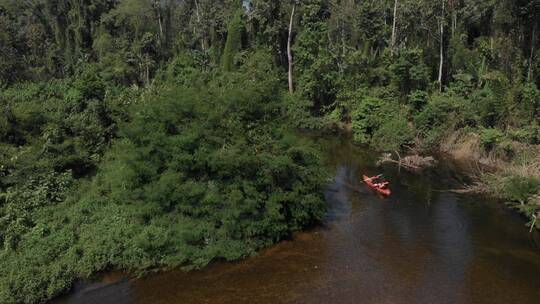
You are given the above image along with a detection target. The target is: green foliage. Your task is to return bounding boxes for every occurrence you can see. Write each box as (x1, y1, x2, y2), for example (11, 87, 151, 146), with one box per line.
(293, 0, 339, 115)
(284, 94, 326, 130)
(447, 73, 476, 97)
(472, 72, 510, 128)
(351, 95, 413, 150)
(507, 125, 540, 145)
(501, 176, 540, 204)
(351, 96, 383, 144)
(0, 9, 19, 86)
(161, 51, 208, 86)
(0, 70, 326, 303)
(414, 94, 474, 146)
(0, 72, 121, 260)
(222, 10, 245, 71)
(2, 0, 540, 301)
(391, 49, 430, 94)
(479, 128, 505, 151)
(484, 173, 540, 230)
(370, 111, 414, 151)
(513, 83, 540, 125)
(407, 90, 429, 110)
(449, 34, 483, 79)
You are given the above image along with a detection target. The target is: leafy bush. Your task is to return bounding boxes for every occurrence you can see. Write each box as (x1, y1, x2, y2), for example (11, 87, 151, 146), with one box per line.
(414, 94, 469, 144)
(479, 128, 504, 151)
(501, 175, 540, 204)
(293, 2, 340, 114)
(447, 73, 476, 97)
(221, 9, 245, 72)
(284, 93, 326, 130)
(164, 51, 206, 85)
(513, 83, 540, 125)
(507, 125, 540, 145)
(391, 48, 430, 94)
(370, 111, 414, 151)
(449, 34, 483, 81)
(473, 72, 509, 128)
(351, 96, 383, 144)
(407, 90, 429, 110)
(351, 96, 413, 150)
(0, 74, 327, 304)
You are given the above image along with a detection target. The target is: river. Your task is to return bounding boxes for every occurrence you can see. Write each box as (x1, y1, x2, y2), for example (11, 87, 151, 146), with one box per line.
(53, 136, 540, 304)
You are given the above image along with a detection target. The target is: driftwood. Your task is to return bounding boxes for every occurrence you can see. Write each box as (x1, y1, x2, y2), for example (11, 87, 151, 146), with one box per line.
(377, 152, 437, 171)
(530, 214, 538, 233)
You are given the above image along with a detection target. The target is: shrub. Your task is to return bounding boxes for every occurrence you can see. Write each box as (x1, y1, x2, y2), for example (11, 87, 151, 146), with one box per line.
(473, 72, 509, 128)
(221, 10, 245, 72)
(0, 74, 327, 304)
(447, 73, 475, 97)
(164, 51, 206, 85)
(407, 90, 429, 110)
(507, 127, 539, 144)
(370, 110, 414, 151)
(413, 93, 476, 147)
(351, 96, 413, 150)
(351, 96, 383, 144)
(284, 93, 325, 130)
(501, 175, 540, 205)
(479, 128, 504, 151)
(513, 83, 540, 125)
(391, 48, 430, 94)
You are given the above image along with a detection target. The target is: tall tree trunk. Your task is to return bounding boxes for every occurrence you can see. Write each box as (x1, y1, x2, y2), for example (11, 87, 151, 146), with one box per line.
(194, 0, 206, 52)
(451, 11, 456, 37)
(342, 20, 346, 57)
(155, 0, 164, 41)
(438, 0, 445, 92)
(146, 61, 150, 86)
(528, 23, 537, 82)
(391, 0, 398, 55)
(288, 3, 296, 94)
(449, 0, 457, 38)
(452, 11, 457, 36)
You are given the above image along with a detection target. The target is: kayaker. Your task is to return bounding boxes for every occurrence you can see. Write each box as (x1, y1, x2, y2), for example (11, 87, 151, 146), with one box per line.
(363, 174, 392, 196)
(368, 174, 389, 189)
(366, 174, 383, 182)
(374, 181, 389, 189)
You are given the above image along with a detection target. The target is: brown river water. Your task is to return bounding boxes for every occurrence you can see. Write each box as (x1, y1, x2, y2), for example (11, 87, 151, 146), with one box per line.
(53, 136, 540, 304)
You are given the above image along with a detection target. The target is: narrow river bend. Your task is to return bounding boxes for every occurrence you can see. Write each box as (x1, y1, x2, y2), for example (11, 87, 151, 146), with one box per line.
(54, 136, 540, 304)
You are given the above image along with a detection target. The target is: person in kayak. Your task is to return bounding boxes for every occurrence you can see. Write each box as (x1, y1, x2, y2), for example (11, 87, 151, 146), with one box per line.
(374, 181, 389, 189)
(367, 175, 389, 189)
(363, 174, 392, 196)
(365, 174, 383, 182)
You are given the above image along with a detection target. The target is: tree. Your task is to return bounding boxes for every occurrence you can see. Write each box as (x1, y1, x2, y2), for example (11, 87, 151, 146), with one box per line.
(288, 1, 296, 93)
(0, 7, 19, 85)
(391, 0, 398, 55)
(222, 9, 245, 71)
(153, 0, 164, 42)
(438, 0, 445, 92)
(97, 0, 160, 85)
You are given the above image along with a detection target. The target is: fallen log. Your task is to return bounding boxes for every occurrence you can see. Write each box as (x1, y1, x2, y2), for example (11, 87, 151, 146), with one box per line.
(377, 152, 437, 171)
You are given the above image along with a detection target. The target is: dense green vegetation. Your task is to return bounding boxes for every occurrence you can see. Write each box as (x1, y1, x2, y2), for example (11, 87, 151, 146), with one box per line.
(0, 56, 326, 303)
(1, 0, 540, 302)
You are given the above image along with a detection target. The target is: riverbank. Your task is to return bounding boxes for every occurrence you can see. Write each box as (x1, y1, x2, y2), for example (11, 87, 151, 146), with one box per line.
(436, 131, 540, 230)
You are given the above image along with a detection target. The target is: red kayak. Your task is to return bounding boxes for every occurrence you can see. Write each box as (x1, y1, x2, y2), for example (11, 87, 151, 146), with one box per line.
(363, 175, 391, 196)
